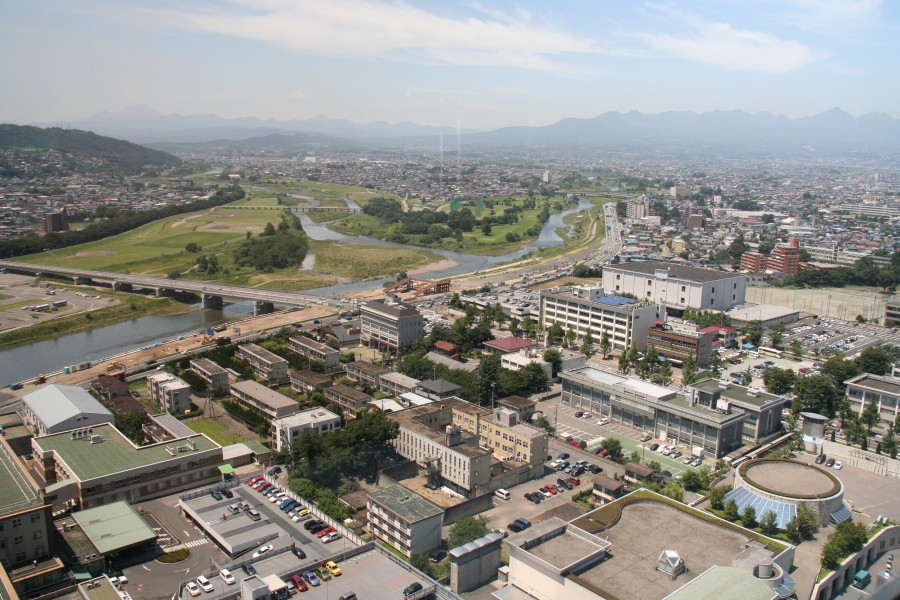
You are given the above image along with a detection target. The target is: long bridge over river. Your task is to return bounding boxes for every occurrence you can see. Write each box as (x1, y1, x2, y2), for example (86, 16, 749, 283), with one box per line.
(0, 261, 328, 314)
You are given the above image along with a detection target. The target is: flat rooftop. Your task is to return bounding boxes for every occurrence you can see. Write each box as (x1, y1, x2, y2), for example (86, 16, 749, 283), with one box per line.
(741, 459, 839, 498)
(368, 484, 443, 523)
(690, 379, 786, 408)
(846, 373, 900, 395)
(607, 261, 740, 283)
(231, 380, 299, 410)
(726, 304, 799, 323)
(568, 492, 787, 600)
(33, 423, 220, 481)
(0, 438, 42, 514)
(564, 367, 676, 401)
(71, 501, 156, 554)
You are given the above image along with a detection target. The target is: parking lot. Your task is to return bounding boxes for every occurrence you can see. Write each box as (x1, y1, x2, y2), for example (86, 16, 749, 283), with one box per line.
(0, 273, 113, 334)
(781, 316, 896, 359)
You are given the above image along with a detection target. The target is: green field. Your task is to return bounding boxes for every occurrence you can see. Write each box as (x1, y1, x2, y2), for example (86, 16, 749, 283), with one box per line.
(309, 240, 439, 279)
(187, 418, 250, 446)
(242, 179, 401, 207)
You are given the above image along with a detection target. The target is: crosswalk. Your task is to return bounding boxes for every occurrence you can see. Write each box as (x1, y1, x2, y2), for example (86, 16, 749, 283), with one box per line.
(184, 538, 209, 549)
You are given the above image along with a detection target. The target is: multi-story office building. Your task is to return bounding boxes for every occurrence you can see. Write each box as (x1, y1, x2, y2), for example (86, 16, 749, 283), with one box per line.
(288, 336, 340, 370)
(602, 261, 747, 313)
(539, 284, 659, 352)
(360, 299, 423, 352)
(229, 380, 298, 421)
(21, 385, 114, 437)
(324, 384, 373, 414)
(686, 379, 789, 444)
(561, 367, 745, 458)
(32, 423, 223, 509)
(189, 358, 229, 395)
(646, 322, 713, 367)
(845, 372, 900, 429)
(146, 371, 192, 414)
(389, 397, 548, 498)
(235, 343, 289, 385)
(367, 485, 442, 558)
(271, 408, 341, 452)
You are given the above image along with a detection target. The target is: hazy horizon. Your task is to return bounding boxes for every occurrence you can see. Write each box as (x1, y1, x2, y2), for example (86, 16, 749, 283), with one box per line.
(2, 1, 899, 129)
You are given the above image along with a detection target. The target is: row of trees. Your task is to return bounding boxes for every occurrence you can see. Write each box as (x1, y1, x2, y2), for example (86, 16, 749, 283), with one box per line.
(710, 484, 818, 543)
(618, 344, 680, 387)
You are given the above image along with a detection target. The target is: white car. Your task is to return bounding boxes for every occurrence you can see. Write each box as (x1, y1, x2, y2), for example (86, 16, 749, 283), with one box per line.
(270, 492, 288, 503)
(186, 582, 201, 597)
(582, 412, 592, 419)
(597, 417, 609, 426)
(660, 446, 672, 455)
(219, 569, 235, 585)
(252, 544, 274, 559)
(197, 576, 214, 593)
(833, 461, 843, 470)
(322, 532, 341, 543)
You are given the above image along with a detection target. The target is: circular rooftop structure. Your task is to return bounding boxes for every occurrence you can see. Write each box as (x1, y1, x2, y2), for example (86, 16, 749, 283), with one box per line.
(728, 458, 847, 528)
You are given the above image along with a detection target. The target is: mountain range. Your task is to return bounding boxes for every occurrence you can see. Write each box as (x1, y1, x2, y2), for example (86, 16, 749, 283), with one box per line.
(34, 107, 900, 157)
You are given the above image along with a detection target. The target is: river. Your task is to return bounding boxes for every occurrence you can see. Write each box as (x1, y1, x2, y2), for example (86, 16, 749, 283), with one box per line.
(0, 198, 592, 384)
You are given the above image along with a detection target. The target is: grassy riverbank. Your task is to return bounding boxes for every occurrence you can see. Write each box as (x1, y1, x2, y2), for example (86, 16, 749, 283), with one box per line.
(0, 294, 186, 350)
(309, 240, 440, 279)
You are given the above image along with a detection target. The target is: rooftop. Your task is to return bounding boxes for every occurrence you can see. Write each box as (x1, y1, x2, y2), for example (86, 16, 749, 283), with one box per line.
(70, 501, 156, 555)
(607, 261, 742, 283)
(417, 379, 462, 394)
(725, 304, 800, 323)
(190, 357, 227, 375)
(507, 517, 611, 576)
(77, 577, 121, 600)
(238, 343, 287, 363)
(0, 438, 42, 515)
(289, 335, 335, 354)
(484, 338, 536, 352)
(230, 380, 299, 411)
(689, 379, 786, 408)
(367, 484, 443, 523)
(389, 399, 490, 459)
(363, 299, 420, 318)
(845, 373, 900, 395)
(32, 423, 220, 481)
(497, 395, 536, 411)
(563, 367, 676, 401)
(662, 566, 779, 600)
(273, 407, 340, 427)
(148, 413, 197, 439)
(22, 384, 112, 429)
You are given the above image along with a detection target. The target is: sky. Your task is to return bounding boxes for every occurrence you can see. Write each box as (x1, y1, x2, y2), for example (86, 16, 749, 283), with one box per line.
(2, 0, 899, 130)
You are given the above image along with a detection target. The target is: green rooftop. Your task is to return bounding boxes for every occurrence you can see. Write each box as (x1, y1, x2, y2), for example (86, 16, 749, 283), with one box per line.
(663, 565, 777, 600)
(0, 439, 42, 514)
(368, 484, 442, 523)
(71, 501, 156, 555)
(33, 423, 220, 481)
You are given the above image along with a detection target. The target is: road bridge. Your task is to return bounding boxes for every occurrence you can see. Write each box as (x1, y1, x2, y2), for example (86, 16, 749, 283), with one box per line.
(0, 260, 327, 315)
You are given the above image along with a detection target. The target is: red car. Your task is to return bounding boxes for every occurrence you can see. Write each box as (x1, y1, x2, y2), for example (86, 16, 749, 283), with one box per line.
(568, 439, 581, 447)
(258, 482, 272, 493)
(543, 484, 558, 495)
(567, 476, 581, 486)
(247, 475, 263, 485)
(316, 527, 336, 538)
(290, 575, 308, 592)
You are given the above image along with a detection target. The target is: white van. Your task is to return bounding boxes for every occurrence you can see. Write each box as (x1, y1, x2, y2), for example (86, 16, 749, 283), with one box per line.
(495, 488, 511, 501)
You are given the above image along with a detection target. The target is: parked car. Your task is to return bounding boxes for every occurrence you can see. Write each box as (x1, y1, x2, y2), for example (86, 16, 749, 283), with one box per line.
(639, 433, 652, 442)
(815, 454, 827, 464)
(568, 439, 581, 447)
(303, 571, 321, 587)
(690, 457, 703, 467)
(252, 544, 274, 559)
(197, 575, 214, 593)
(325, 560, 343, 576)
(582, 412, 592, 419)
(304, 520, 323, 531)
(825, 458, 836, 468)
(574, 411, 584, 418)
(289, 575, 308, 592)
(314, 566, 331, 582)
(222, 489, 234, 499)
(403, 582, 423, 598)
(291, 546, 307, 560)
(210, 490, 223, 501)
(670, 450, 683, 459)
(649, 443, 660, 451)
(597, 417, 609, 426)
(568, 476, 581, 486)
(833, 461, 843, 470)
(185, 582, 201, 597)
(317, 526, 337, 538)
(428, 549, 446, 563)
(558, 452, 569, 460)
(322, 532, 341, 543)
(588, 464, 602, 474)
(219, 569, 235, 585)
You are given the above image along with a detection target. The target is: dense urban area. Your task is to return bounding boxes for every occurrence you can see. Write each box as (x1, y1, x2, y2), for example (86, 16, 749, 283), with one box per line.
(0, 128, 898, 600)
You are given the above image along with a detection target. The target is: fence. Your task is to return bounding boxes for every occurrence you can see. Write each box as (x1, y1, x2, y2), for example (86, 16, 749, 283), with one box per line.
(821, 442, 900, 478)
(263, 475, 366, 546)
(178, 479, 240, 503)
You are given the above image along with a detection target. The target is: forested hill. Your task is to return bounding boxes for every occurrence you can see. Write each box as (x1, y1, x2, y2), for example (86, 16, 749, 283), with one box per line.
(0, 124, 180, 172)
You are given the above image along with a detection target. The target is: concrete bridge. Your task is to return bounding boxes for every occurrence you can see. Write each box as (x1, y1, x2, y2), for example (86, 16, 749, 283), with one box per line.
(0, 260, 327, 315)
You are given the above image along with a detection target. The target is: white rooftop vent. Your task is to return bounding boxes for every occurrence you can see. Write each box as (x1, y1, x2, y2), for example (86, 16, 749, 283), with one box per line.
(89, 435, 103, 444)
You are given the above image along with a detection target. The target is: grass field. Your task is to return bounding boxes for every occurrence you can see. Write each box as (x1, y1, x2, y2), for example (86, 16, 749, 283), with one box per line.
(309, 240, 439, 279)
(187, 418, 249, 446)
(245, 179, 401, 207)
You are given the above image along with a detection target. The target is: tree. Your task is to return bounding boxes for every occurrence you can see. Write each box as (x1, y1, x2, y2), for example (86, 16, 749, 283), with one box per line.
(759, 510, 778, 535)
(600, 437, 623, 459)
(185, 242, 201, 253)
(845, 415, 868, 447)
(655, 360, 673, 387)
(763, 367, 796, 395)
(794, 374, 842, 417)
(741, 505, 757, 528)
(790, 339, 804, 358)
(410, 553, 434, 577)
(709, 485, 731, 510)
(786, 504, 818, 543)
(681, 355, 698, 387)
(626, 344, 641, 370)
(262, 222, 276, 236)
(861, 399, 881, 438)
(543, 348, 562, 378)
(881, 425, 898, 459)
(723, 499, 740, 521)
(740, 369, 753, 387)
(580, 331, 595, 359)
(599, 331, 611, 359)
(474, 353, 502, 405)
(534, 415, 555, 435)
(662, 482, 684, 502)
(820, 521, 868, 569)
(681, 469, 704, 492)
(857, 345, 900, 376)
(167, 269, 181, 279)
(563, 328, 577, 349)
(618, 351, 631, 375)
(481, 222, 492, 235)
(769, 323, 786, 349)
(743, 320, 764, 347)
(448, 516, 489, 549)
(635, 356, 652, 380)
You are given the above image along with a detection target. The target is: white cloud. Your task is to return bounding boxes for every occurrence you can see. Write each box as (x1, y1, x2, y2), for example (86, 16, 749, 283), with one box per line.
(637, 19, 825, 73)
(145, 0, 605, 75)
(780, 0, 883, 32)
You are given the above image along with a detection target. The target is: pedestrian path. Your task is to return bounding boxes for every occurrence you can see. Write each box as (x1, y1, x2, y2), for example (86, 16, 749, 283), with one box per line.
(184, 538, 209, 549)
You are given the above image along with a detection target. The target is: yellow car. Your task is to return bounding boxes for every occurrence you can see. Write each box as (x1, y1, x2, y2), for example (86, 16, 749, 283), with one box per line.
(325, 560, 342, 576)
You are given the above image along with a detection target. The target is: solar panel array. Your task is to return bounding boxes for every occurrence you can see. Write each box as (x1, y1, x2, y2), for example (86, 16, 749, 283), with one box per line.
(830, 505, 852, 524)
(724, 487, 797, 530)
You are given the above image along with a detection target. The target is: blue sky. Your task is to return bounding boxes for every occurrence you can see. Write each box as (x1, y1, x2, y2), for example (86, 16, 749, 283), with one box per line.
(2, 0, 898, 129)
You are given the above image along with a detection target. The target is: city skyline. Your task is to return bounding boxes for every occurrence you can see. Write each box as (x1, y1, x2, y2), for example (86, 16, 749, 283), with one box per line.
(1, 0, 899, 129)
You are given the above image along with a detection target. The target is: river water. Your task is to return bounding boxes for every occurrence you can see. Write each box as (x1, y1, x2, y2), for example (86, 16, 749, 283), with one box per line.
(0, 198, 591, 385)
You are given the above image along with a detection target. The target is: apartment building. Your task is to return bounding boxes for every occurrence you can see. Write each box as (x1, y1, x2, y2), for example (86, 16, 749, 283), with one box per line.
(324, 384, 373, 414)
(360, 299, 423, 352)
(367, 485, 442, 558)
(740, 239, 801, 277)
(345, 361, 389, 388)
(602, 261, 747, 313)
(646, 322, 713, 367)
(288, 336, 340, 370)
(539, 284, 659, 352)
(21, 385, 114, 437)
(229, 380, 298, 420)
(289, 369, 333, 393)
(32, 423, 223, 510)
(561, 367, 745, 458)
(845, 372, 900, 429)
(189, 358, 229, 395)
(379, 372, 420, 397)
(452, 405, 549, 466)
(271, 408, 341, 452)
(235, 343, 289, 385)
(146, 371, 192, 414)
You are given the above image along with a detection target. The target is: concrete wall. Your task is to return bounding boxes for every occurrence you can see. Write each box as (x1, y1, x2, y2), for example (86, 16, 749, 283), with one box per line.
(450, 537, 502, 593)
(811, 525, 900, 600)
(819, 441, 900, 478)
(442, 494, 494, 526)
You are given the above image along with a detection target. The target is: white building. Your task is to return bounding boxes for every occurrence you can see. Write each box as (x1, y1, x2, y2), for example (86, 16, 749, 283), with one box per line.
(602, 261, 747, 313)
(271, 407, 341, 452)
(147, 372, 192, 414)
(367, 485, 442, 558)
(21, 384, 114, 437)
(360, 298, 423, 352)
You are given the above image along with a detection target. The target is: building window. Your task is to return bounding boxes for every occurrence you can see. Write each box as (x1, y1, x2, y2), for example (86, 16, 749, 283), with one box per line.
(13, 536, 23, 545)
(647, 279, 652, 285)
(711, 287, 716, 293)
(12, 518, 21, 528)
(710, 299, 714, 305)
(30, 514, 40, 524)
(681, 285, 686, 292)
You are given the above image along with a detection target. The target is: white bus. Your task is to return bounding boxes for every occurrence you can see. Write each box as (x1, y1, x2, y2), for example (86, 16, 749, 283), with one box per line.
(758, 347, 784, 359)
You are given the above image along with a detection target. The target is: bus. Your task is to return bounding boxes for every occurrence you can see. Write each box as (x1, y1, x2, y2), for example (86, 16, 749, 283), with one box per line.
(758, 347, 784, 359)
